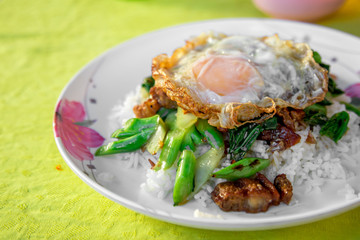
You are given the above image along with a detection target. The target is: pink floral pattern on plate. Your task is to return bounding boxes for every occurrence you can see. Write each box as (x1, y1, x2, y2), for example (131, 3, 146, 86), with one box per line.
(54, 99, 104, 161)
(345, 83, 360, 98)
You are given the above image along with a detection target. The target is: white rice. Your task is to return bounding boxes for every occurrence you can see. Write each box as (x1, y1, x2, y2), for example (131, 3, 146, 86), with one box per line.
(140, 167, 177, 199)
(106, 87, 360, 206)
(107, 86, 143, 136)
(338, 184, 359, 200)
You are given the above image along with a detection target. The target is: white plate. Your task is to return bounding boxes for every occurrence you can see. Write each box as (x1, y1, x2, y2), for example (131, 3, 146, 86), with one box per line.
(53, 18, 360, 230)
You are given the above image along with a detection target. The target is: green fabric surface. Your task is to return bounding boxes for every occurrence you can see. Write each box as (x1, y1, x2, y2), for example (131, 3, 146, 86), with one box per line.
(1, 0, 360, 239)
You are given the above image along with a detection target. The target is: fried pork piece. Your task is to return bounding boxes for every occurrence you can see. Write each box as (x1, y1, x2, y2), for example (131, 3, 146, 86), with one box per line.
(255, 173, 280, 206)
(211, 173, 292, 213)
(212, 173, 281, 213)
(133, 87, 177, 118)
(259, 125, 301, 152)
(276, 107, 306, 131)
(274, 174, 293, 205)
(133, 98, 161, 118)
(149, 87, 177, 109)
(305, 131, 316, 144)
(259, 108, 304, 151)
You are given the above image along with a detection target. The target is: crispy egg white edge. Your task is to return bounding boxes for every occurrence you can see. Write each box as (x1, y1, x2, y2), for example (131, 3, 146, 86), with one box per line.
(172, 35, 326, 106)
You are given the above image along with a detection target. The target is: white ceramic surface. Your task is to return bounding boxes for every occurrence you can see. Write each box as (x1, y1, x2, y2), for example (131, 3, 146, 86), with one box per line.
(54, 18, 360, 231)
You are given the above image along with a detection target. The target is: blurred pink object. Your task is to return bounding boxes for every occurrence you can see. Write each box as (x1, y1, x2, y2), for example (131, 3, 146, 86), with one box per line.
(253, 0, 346, 22)
(345, 83, 360, 98)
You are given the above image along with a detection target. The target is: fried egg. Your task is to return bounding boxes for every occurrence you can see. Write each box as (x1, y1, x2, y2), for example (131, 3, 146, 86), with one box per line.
(152, 33, 328, 128)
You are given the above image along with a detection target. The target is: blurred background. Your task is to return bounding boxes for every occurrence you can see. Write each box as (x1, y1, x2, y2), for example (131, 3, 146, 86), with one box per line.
(0, 0, 359, 239)
(2, 0, 358, 97)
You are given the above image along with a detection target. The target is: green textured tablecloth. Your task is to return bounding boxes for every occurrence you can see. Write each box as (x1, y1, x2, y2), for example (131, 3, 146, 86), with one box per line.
(1, 0, 360, 239)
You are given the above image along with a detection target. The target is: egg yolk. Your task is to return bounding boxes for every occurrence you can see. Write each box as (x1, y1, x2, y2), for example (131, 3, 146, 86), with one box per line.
(192, 55, 263, 96)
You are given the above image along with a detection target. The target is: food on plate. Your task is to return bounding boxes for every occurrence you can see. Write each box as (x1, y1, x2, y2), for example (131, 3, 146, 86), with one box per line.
(211, 173, 293, 213)
(274, 174, 293, 204)
(133, 86, 178, 118)
(211, 173, 289, 213)
(95, 115, 166, 156)
(212, 157, 271, 181)
(151, 32, 328, 129)
(173, 149, 196, 206)
(96, 32, 360, 214)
